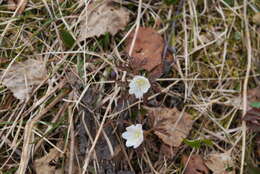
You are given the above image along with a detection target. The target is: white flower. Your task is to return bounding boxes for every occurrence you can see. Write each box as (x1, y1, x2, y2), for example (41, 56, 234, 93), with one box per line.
(129, 76, 151, 99)
(122, 124, 144, 148)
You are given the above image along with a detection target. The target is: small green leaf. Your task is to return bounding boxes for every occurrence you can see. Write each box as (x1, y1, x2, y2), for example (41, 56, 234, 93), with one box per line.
(201, 139, 213, 146)
(183, 139, 213, 149)
(60, 30, 75, 49)
(224, 0, 234, 6)
(250, 102, 260, 108)
(164, 0, 178, 5)
(183, 139, 201, 149)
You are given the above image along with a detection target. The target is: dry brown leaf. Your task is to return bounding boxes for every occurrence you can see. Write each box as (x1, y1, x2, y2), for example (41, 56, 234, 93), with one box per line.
(0, 58, 9, 64)
(125, 27, 164, 73)
(182, 155, 209, 174)
(253, 12, 260, 25)
(7, 0, 16, 10)
(145, 107, 193, 147)
(204, 152, 235, 174)
(247, 87, 260, 102)
(7, 0, 28, 13)
(79, 0, 130, 40)
(243, 108, 260, 132)
(34, 147, 63, 174)
(1, 59, 47, 100)
(159, 143, 178, 159)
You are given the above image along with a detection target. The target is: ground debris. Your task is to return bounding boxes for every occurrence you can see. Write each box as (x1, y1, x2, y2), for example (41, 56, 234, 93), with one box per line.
(145, 107, 193, 147)
(33, 145, 63, 174)
(76, 87, 123, 173)
(79, 0, 130, 40)
(204, 152, 235, 174)
(243, 107, 260, 132)
(182, 154, 209, 174)
(253, 12, 260, 25)
(125, 27, 164, 76)
(1, 59, 47, 100)
(6, 0, 28, 13)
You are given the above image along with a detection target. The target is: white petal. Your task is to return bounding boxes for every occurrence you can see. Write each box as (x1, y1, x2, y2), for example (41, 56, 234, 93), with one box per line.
(128, 88, 135, 94)
(133, 140, 142, 148)
(126, 140, 134, 147)
(126, 125, 136, 131)
(129, 81, 136, 88)
(141, 83, 150, 92)
(122, 131, 131, 139)
(134, 91, 143, 98)
(128, 75, 150, 99)
(135, 124, 142, 129)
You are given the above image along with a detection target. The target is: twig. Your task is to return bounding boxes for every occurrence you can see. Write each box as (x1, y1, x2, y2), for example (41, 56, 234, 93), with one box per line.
(240, 0, 252, 173)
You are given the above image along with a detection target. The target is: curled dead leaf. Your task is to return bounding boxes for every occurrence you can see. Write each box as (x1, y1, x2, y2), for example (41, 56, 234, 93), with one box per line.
(1, 59, 47, 100)
(182, 155, 209, 174)
(34, 147, 63, 174)
(125, 27, 164, 73)
(79, 0, 130, 40)
(145, 107, 193, 147)
(7, 0, 28, 13)
(204, 152, 235, 174)
(247, 87, 260, 103)
(253, 12, 260, 25)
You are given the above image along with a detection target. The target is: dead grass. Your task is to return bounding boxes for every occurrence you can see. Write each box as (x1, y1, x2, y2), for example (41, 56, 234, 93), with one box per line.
(0, 0, 260, 173)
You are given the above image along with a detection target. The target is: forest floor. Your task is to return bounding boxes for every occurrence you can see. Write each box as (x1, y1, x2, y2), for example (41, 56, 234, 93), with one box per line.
(0, 0, 260, 174)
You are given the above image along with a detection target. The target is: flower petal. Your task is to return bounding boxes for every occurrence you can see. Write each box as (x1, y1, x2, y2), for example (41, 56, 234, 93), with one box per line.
(128, 75, 150, 99)
(126, 140, 134, 147)
(135, 124, 142, 129)
(122, 131, 131, 139)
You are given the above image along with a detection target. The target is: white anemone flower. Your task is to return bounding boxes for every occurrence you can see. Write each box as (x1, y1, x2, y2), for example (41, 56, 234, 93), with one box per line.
(129, 76, 151, 99)
(122, 124, 144, 148)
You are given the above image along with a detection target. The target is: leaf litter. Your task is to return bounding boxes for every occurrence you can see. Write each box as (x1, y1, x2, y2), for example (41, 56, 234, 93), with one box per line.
(125, 27, 174, 78)
(204, 152, 235, 174)
(243, 107, 260, 132)
(0, 0, 259, 173)
(181, 154, 209, 174)
(6, 0, 28, 13)
(145, 107, 193, 147)
(0, 59, 47, 100)
(33, 145, 63, 174)
(78, 0, 130, 40)
(125, 27, 164, 75)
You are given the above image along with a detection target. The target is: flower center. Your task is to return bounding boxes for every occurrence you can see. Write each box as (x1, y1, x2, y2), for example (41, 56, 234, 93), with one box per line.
(135, 79, 146, 89)
(134, 131, 141, 139)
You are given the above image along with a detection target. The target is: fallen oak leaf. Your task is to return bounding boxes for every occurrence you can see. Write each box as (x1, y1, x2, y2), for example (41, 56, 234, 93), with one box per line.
(204, 152, 235, 174)
(182, 154, 209, 174)
(1, 59, 47, 100)
(79, 0, 130, 40)
(145, 107, 193, 147)
(125, 27, 164, 74)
